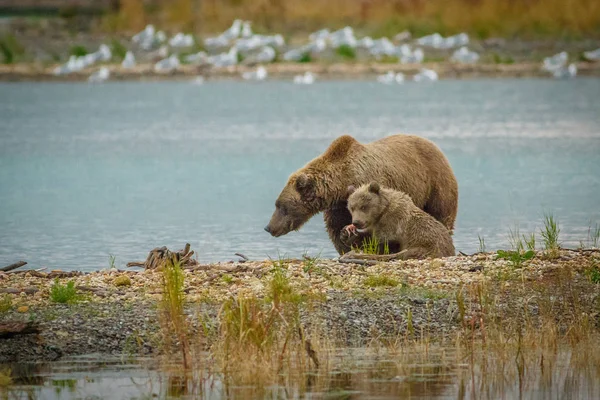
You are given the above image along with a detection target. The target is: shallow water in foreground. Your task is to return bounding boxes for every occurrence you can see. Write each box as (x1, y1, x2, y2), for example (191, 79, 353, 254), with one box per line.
(3, 346, 599, 400)
(1, 79, 600, 271)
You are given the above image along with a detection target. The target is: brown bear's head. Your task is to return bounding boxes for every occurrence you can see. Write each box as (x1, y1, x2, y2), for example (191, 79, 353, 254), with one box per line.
(346, 182, 384, 232)
(264, 173, 322, 237)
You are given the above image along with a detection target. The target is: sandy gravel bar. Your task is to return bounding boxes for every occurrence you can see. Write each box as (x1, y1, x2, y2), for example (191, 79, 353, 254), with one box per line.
(1, 249, 598, 362)
(2, 61, 600, 82)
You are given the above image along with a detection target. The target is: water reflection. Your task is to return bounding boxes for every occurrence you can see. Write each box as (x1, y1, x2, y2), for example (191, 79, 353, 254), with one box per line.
(3, 346, 597, 399)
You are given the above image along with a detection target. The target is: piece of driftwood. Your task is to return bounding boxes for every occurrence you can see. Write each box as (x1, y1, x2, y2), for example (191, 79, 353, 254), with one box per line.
(127, 243, 198, 270)
(188, 264, 250, 273)
(339, 250, 406, 265)
(0, 287, 38, 295)
(338, 258, 378, 266)
(47, 270, 82, 279)
(0, 321, 40, 339)
(1, 261, 27, 272)
(235, 253, 249, 263)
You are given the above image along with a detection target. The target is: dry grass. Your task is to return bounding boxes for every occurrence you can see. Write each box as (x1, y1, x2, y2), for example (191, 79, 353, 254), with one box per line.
(106, 0, 600, 39)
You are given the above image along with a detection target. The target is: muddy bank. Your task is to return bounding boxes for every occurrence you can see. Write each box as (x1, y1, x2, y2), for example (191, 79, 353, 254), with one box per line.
(2, 61, 600, 82)
(1, 249, 599, 362)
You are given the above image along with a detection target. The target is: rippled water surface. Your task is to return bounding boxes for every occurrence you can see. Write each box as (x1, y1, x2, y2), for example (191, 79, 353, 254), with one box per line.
(1, 79, 599, 270)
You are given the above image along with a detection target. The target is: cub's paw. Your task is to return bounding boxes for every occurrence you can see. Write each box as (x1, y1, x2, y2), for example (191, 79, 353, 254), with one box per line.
(340, 224, 359, 246)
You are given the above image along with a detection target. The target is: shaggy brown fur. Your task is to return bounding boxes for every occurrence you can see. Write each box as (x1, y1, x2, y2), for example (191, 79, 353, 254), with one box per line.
(344, 182, 455, 259)
(265, 134, 458, 254)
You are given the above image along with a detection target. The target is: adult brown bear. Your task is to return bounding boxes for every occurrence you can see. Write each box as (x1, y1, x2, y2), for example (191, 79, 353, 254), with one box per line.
(264, 134, 458, 255)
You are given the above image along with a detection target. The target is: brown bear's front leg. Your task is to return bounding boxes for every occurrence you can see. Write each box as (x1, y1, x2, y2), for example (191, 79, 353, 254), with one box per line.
(323, 203, 360, 255)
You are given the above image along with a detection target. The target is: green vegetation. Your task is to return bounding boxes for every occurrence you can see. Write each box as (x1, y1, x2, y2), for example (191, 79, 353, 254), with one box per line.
(160, 257, 189, 368)
(298, 53, 312, 63)
(0, 34, 25, 64)
(496, 249, 535, 267)
(0, 295, 12, 313)
(108, 254, 117, 269)
(110, 39, 127, 60)
(492, 53, 515, 64)
(113, 275, 131, 287)
(523, 232, 536, 251)
(585, 259, 600, 284)
(478, 234, 486, 253)
(588, 222, 600, 248)
(221, 274, 233, 284)
(70, 45, 88, 57)
(541, 212, 560, 259)
(336, 44, 356, 60)
(364, 274, 399, 288)
(302, 251, 321, 274)
(357, 235, 389, 255)
(49, 280, 78, 304)
(0, 368, 12, 387)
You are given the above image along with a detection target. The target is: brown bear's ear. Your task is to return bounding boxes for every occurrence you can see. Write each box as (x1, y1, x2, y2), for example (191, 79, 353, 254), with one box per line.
(346, 185, 356, 196)
(295, 173, 316, 200)
(368, 182, 380, 194)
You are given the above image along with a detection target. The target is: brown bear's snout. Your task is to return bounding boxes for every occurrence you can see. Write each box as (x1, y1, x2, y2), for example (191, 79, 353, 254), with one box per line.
(264, 225, 271, 234)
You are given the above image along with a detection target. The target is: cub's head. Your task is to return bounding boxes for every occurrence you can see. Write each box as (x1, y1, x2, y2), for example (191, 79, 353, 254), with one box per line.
(346, 182, 384, 232)
(264, 173, 319, 237)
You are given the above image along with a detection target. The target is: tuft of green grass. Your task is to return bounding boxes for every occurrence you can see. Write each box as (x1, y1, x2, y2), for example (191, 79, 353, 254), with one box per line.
(406, 307, 414, 336)
(496, 249, 535, 267)
(478, 234, 486, 253)
(587, 222, 600, 248)
(221, 274, 233, 284)
(160, 257, 190, 368)
(113, 275, 131, 287)
(268, 260, 301, 304)
(585, 259, 600, 284)
(298, 53, 312, 63)
(508, 225, 525, 254)
(302, 251, 321, 274)
(358, 235, 389, 255)
(492, 53, 515, 64)
(108, 254, 117, 269)
(523, 232, 536, 251)
(541, 212, 560, 259)
(364, 274, 399, 288)
(70, 45, 88, 57)
(0, 34, 25, 64)
(0, 368, 12, 387)
(335, 44, 356, 60)
(0, 294, 12, 313)
(49, 280, 78, 304)
(110, 39, 127, 60)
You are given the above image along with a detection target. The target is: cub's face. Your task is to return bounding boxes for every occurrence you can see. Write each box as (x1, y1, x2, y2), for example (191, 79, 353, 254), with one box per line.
(346, 182, 384, 232)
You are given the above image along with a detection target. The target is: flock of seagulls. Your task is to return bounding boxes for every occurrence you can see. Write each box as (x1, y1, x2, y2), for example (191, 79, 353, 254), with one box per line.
(50, 18, 600, 84)
(542, 51, 577, 79)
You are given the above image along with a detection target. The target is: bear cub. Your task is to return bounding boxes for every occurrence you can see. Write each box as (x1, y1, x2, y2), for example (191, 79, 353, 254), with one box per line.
(343, 182, 455, 260)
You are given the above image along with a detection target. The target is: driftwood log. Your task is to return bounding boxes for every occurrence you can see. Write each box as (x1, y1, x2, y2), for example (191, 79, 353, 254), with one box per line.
(127, 243, 199, 270)
(338, 250, 409, 265)
(1, 261, 27, 272)
(0, 321, 40, 339)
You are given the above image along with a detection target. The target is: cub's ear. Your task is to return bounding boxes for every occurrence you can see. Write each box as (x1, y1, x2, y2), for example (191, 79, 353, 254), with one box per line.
(368, 182, 380, 194)
(346, 185, 356, 197)
(295, 173, 316, 200)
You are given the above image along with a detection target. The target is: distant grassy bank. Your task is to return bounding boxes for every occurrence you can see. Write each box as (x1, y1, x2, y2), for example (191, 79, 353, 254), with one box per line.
(108, 0, 600, 39)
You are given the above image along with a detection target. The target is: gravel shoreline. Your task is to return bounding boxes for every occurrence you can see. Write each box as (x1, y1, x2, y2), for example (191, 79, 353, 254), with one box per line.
(1, 249, 598, 362)
(2, 61, 600, 82)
